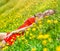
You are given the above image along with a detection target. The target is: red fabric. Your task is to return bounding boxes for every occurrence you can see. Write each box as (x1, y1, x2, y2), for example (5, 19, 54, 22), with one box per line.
(18, 17, 35, 29)
(4, 17, 35, 45)
(4, 33, 20, 45)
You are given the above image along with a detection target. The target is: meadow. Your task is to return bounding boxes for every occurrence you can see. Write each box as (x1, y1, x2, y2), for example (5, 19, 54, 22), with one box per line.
(0, 0, 60, 51)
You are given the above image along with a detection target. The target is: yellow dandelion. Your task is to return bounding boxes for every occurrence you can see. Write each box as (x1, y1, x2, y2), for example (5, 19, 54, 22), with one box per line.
(43, 48, 48, 51)
(25, 31, 29, 36)
(56, 46, 60, 51)
(37, 34, 43, 39)
(30, 33, 33, 36)
(47, 20, 52, 23)
(42, 40, 47, 45)
(43, 34, 50, 39)
(26, 31, 29, 34)
(32, 28, 36, 31)
(54, 20, 58, 24)
(31, 48, 36, 51)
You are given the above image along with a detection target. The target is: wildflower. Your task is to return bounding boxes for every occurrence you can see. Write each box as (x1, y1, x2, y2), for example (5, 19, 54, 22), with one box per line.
(43, 34, 50, 39)
(31, 48, 36, 51)
(37, 34, 43, 39)
(54, 20, 58, 24)
(56, 46, 60, 51)
(43, 48, 48, 51)
(47, 20, 52, 24)
(32, 28, 36, 31)
(30, 33, 33, 36)
(25, 31, 29, 36)
(42, 40, 47, 45)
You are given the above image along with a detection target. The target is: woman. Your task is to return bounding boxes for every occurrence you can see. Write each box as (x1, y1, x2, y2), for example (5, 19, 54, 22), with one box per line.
(0, 9, 55, 48)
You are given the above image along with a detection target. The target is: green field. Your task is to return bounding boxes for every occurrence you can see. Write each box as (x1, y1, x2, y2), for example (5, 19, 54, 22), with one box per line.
(0, 0, 60, 51)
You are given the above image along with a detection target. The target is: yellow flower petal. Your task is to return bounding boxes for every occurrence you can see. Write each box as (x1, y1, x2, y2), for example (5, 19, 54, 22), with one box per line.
(37, 34, 43, 39)
(31, 48, 36, 51)
(43, 48, 48, 51)
(32, 28, 36, 31)
(47, 20, 52, 23)
(56, 46, 60, 51)
(43, 34, 50, 39)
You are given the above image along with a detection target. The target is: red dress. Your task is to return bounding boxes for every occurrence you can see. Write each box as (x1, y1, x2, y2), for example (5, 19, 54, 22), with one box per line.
(4, 17, 35, 45)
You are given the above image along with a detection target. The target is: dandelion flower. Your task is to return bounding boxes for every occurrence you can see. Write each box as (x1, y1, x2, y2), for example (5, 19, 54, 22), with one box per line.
(30, 33, 33, 36)
(43, 34, 50, 39)
(56, 46, 60, 51)
(25, 31, 29, 36)
(32, 28, 36, 31)
(37, 34, 43, 39)
(43, 48, 48, 51)
(31, 48, 36, 51)
(47, 20, 52, 24)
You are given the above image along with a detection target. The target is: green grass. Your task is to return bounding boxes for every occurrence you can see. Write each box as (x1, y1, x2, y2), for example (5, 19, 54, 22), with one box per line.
(0, 0, 60, 51)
